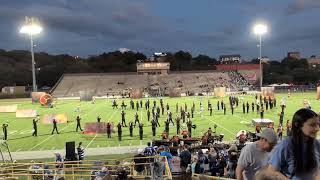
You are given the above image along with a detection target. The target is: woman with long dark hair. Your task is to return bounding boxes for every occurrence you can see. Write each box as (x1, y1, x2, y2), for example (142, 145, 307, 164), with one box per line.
(268, 108, 320, 179)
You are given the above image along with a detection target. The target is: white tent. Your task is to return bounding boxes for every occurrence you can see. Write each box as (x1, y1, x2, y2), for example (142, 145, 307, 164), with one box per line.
(268, 84, 280, 87)
(280, 83, 290, 87)
(269, 83, 290, 87)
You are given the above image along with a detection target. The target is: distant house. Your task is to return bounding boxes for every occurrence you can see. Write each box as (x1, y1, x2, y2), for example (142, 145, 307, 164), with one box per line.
(308, 55, 320, 68)
(287, 52, 300, 60)
(261, 56, 270, 63)
(219, 55, 241, 64)
(136, 52, 170, 75)
(137, 62, 170, 75)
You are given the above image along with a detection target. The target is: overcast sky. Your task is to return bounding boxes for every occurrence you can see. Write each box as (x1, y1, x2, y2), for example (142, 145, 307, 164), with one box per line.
(1, 0, 320, 60)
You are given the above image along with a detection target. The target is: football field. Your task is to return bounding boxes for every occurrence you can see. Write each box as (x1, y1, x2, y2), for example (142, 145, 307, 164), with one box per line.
(0, 92, 319, 152)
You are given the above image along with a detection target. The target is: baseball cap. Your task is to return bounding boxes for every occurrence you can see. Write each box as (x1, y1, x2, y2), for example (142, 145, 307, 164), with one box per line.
(137, 148, 144, 154)
(256, 128, 277, 145)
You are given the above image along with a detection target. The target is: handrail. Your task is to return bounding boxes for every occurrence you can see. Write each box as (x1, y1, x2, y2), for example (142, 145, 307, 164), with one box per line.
(0, 155, 172, 179)
(193, 173, 236, 180)
(50, 73, 64, 94)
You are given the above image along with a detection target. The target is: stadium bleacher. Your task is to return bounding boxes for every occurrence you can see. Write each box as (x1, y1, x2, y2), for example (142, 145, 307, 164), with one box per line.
(52, 71, 257, 97)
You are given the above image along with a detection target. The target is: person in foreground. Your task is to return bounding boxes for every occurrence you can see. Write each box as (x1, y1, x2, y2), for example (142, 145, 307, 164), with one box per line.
(268, 108, 320, 180)
(236, 128, 278, 180)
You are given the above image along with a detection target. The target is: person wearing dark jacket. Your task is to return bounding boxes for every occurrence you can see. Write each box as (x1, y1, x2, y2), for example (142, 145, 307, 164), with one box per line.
(32, 118, 38, 136)
(117, 122, 122, 141)
(151, 120, 157, 137)
(134, 112, 140, 127)
(121, 110, 127, 127)
(134, 149, 147, 175)
(51, 119, 59, 134)
(106, 121, 112, 138)
(165, 119, 170, 137)
(2, 123, 8, 140)
(187, 120, 192, 137)
(129, 121, 133, 137)
(139, 123, 143, 140)
(76, 116, 83, 132)
(179, 145, 191, 180)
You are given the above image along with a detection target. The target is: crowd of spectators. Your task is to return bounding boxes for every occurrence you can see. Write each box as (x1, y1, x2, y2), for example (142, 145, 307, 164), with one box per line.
(128, 108, 320, 180)
(18, 106, 320, 180)
(228, 71, 251, 90)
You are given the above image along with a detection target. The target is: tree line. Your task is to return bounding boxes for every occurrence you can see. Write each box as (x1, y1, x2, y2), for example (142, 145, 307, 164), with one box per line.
(0, 49, 318, 89)
(251, 57, 320, 85)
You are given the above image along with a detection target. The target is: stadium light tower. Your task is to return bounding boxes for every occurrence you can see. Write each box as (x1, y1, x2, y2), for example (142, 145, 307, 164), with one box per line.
(20, 17, 42, 92)
(253, 23, 267, 91)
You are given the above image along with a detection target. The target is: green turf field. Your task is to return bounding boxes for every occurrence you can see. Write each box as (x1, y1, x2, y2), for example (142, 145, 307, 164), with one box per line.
(0, 92, 319, 152)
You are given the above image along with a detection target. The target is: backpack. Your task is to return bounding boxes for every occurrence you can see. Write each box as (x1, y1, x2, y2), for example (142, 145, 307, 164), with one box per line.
(199, 155, 208, 164)
(194, 163, 201, 174)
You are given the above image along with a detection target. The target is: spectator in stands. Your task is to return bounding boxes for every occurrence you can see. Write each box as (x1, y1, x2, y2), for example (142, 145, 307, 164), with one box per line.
(217, 154, 227, 177)
(54, 152, 64, 179)
(191, 155, 201, 175)
(208, 147, 219, 176)
(144, 142, 156, 175)
(236, 128, 277, 180)
(286, 119, 292, 136)
(54, 152, 63, 169)
(225, 147, 238, 178)
(94, 167, 109, 180)
(197, 149, 208, 174)
(144, 142, 156, 157)
(277, 126, 283, 141)
(152, 159, 164, 180)
(179, 145, 191, 180)
(133, 149, 147, 175)
(159, 146, 173, 171)
(28, 161, 42, 180)
(268, 108, 320, 179)
(44, 164, 54, 180)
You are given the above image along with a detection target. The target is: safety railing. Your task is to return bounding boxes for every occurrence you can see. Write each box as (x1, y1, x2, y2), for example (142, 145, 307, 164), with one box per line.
(0, 156, 172, 180)
(193, 173, 236, 180)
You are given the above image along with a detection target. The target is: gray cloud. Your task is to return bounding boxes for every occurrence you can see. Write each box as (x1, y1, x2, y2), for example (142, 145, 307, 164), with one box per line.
(0, 0, 319, 59)
(286, 0, 320, 15)
(0, 1, 165, 42)
(270, 25, 320, 46)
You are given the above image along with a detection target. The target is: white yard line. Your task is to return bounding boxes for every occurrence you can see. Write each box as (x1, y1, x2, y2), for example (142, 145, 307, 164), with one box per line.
(85, 134, 98, 149)
(7, 131, 19, 136)
(28, 122, 74, 151)
(9, 107, 58, 137)
(15, 149, 21, 152)
(201, 115, 236, 137)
